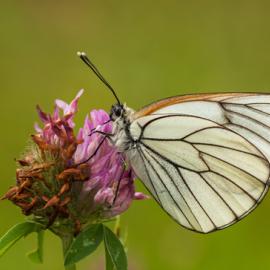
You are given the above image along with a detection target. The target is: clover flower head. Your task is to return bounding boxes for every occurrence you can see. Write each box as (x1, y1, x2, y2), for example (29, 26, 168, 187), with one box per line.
(3, 90, 147, 236)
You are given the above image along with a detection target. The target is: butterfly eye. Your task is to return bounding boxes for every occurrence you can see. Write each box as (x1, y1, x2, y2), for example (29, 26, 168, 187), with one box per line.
(111, 104, 123, 119)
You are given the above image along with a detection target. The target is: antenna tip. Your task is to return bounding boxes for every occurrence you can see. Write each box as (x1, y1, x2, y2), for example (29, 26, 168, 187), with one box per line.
(77, 51, 86, 57)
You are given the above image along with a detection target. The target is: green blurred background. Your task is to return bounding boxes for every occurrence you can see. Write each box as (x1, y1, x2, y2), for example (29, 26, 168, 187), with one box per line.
(1, 1, 270, 269)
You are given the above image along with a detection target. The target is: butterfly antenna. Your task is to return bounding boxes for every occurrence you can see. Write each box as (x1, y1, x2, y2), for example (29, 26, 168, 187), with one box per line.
(77, 51, 121, 105)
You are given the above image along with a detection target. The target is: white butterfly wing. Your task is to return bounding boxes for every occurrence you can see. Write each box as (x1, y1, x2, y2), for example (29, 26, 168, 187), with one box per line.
(153, 94, 270, 161)
(127, 95, 270, 233)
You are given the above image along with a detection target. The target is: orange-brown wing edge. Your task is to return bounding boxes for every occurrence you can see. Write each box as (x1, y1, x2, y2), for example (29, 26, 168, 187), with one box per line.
(134, 92, 258, 119)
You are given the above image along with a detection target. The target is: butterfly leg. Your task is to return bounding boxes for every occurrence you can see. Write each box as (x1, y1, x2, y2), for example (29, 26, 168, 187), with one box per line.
(76, 134, 111, 166)
(88, 119, 112, 135)
(112, 165, 126, 205)
(112, 156, 131, 205)
(89, 130, 113, 138)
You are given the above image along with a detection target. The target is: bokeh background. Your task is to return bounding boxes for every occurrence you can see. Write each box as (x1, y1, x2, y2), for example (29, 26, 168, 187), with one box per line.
(1, 1, 270, 269)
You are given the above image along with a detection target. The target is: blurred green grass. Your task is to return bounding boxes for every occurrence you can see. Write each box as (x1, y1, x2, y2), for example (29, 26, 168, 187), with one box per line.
(1, 1, 270, 269)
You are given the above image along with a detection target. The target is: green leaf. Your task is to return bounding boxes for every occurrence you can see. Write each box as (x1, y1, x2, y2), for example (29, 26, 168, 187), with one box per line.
(64, 224, 103, 267)
(105, 245, 114, 270)
(27, 230, 44, 264)
(0, 222, 43, 258)
(103, 225, 127, 270)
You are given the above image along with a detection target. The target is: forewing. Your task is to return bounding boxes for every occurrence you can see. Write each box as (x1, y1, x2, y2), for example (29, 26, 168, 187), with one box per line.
(148, 93, 270, 162)
(128, 114, 270, 233)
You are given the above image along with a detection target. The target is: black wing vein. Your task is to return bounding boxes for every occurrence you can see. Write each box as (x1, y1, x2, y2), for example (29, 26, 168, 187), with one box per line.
(139, 146, 195, 230)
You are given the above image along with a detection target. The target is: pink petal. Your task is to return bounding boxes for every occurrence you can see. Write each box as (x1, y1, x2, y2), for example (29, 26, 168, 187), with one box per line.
(134, 192, 150, 200)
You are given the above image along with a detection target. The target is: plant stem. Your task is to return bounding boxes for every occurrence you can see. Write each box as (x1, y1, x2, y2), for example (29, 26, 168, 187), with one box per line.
(65, 264, 76, 270)
(62, 234, 76, 270)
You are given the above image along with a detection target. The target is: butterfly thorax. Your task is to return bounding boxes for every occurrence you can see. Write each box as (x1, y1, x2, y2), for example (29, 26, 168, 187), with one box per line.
(110, 103, 136, 152)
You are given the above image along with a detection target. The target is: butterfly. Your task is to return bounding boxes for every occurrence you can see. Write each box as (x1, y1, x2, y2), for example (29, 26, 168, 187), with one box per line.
(78, 52, 270, 233)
